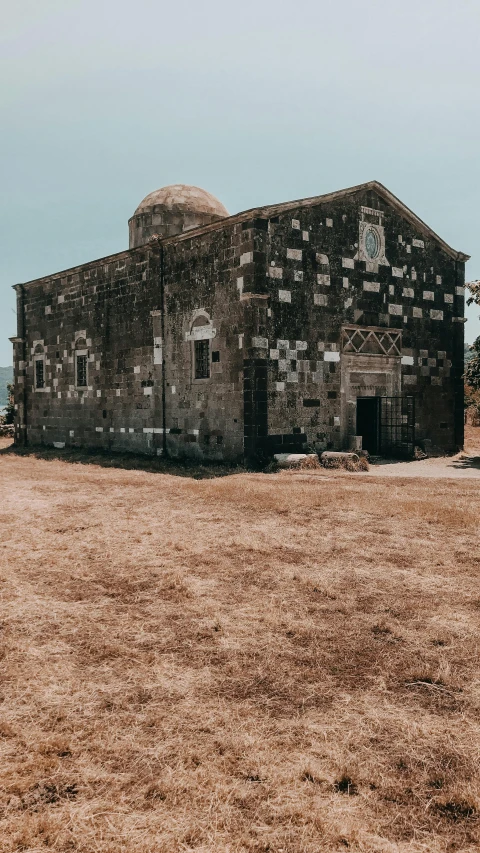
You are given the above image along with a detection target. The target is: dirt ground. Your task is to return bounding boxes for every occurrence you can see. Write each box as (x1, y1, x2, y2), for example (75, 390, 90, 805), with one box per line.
(364, 425, 480, 479)
(1, 431, 480, 852)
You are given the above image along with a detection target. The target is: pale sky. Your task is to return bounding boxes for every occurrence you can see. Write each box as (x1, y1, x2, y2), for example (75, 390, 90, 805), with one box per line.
(1, 0, 479, 365)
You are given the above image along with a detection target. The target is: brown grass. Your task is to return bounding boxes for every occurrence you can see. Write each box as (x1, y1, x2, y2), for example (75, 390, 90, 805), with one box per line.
(1, 435, 480, 852)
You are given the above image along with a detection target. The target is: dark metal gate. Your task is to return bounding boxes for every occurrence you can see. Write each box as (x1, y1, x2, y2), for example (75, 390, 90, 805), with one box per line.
(379, 396, 415, 458)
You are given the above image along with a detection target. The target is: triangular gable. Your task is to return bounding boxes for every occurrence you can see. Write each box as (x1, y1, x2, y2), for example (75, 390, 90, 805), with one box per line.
(169, 180, 469, 262)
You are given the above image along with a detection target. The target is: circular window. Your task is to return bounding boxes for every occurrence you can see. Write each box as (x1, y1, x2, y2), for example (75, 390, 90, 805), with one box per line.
(364, 227, 380, 260)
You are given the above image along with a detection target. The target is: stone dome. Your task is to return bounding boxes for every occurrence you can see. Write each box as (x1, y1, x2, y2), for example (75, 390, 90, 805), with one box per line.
(129, 184, 229, 248)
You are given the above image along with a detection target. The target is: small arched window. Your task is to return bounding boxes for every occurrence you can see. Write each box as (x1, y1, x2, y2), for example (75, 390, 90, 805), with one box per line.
(34, 343, 45, 390)
(75, 338, 88, 388)
(189, 314, 213, 381)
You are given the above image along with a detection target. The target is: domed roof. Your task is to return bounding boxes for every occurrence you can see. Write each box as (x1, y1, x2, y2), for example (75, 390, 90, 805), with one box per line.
(134, 184, 229, 219)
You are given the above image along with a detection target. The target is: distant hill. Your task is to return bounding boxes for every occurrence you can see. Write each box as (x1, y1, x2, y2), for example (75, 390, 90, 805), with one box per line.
(0, 367, 13, 410)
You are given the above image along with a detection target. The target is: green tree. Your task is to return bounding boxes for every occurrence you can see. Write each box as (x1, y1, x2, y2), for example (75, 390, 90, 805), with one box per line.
(4, 383, 15, 425)
(466, 281, 480, 391)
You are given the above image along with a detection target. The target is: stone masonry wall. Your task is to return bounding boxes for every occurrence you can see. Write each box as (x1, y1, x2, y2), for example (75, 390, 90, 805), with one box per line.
(13, 218, 254, 462)
(14, 245, 166, 454)
(13, 186, 465, 463)
(160, 219, 254, 462)
(247, 188, 464, 455)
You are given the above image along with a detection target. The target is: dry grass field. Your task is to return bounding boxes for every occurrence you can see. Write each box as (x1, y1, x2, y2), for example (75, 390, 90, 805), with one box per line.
(1, 432, 480, 853)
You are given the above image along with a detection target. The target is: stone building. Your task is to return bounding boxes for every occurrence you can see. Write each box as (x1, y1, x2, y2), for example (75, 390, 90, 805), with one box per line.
(10, 181, 468, 462)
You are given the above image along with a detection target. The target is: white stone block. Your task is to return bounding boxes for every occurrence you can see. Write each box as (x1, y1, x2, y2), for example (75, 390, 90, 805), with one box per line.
(171, 385, 176, 393)
(144, 386, 153, 395)
(343, 277, 349, 288)
(444, 293, 453, 303)
(252, 337, 268, 348)
(317, 274, 330, 286)
(363, 281, 380, 292)
(278, 359, 288, 371)
(430, 309, 443, 320)
(392, 267, 403, 278)
(411, 269, 417, 281)
(294, 270, 303, 282)
(277, 339, 289, 349)
(276, 381, 285, 391)
(268, 266, 283, 279)
(401, 355, 414, 365)
(324, 351, 340, 362)
(455, 286, 465, 296)
(270, 349, 279, 359)
(134, 365, 141, 373)
(287, 248, 302, 261)
(412, 239, 424, 248)
(278, 290, 291, 302)
(96, 427, 103, 432)
(389, 285, 395, 295)
(402, 287, 414, 298)
(314, 293, 328, 306)
(317, 253, 329, 265)
(423, 291, 434, 301)
(240, 251, 253, 266)
(342, 258, 354, 269)
(412, 307, 423, 318)
(326, 218, 333, 227)
(388, 304, 403, 315)
(302, 231, 309, 241)
(58, 294, 64, 304)
(296, 341, 308, 350)
(292, 219, 300, 229)
(436, 275, 442, 285)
